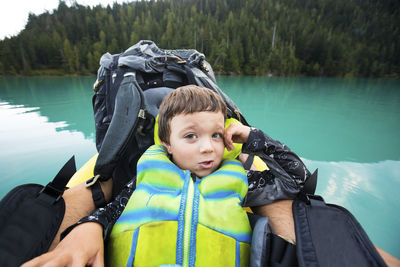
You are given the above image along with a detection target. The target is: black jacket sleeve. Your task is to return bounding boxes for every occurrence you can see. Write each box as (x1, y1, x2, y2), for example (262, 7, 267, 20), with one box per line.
(241, 127, 311, 207)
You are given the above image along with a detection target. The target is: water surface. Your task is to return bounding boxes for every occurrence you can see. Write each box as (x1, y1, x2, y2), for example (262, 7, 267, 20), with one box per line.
(0, 76, 399, 257)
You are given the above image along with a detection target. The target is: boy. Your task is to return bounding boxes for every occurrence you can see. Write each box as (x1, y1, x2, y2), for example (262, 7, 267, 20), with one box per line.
(108, 85, 252, 266)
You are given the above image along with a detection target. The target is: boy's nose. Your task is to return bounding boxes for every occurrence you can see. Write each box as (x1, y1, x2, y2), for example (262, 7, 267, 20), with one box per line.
(200, 138, 214, 153)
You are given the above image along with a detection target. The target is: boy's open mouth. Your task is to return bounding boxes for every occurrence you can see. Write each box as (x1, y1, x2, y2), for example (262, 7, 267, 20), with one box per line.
(199, 160, 213, 169)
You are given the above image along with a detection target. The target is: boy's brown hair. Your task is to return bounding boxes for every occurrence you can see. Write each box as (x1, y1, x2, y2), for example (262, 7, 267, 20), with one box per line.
(158, 85, 227, 144)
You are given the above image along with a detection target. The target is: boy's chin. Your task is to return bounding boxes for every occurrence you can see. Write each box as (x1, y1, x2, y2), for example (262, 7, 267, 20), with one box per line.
(194, 169, 214, 178)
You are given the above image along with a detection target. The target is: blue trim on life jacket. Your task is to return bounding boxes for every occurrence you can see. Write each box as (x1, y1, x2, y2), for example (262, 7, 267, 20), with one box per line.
(205, 170, 248, 184)
(117, 208, 178, 224)
(137, 183, 181, 197)
(235, 240, 240, 267)
(189, 184, 200, 267)
(137, 160, 184, 179)
(126, 228, 140, 267)
(176, 171, 191, 265)
(220, 160, 244, 168)
(202, 191, 242, 202)
(201, 226, 252, 243)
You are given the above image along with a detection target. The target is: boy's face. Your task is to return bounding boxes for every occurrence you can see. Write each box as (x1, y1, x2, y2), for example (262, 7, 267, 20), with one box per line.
(163, 111, 225, 178)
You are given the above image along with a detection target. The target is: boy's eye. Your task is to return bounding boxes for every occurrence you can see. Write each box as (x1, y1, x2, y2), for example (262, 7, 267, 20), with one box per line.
(212, 132, 223, 139)
(184, 133, 196, 139)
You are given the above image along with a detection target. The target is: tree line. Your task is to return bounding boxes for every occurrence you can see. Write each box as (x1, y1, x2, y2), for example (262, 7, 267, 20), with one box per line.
(0, 0, 399, 77)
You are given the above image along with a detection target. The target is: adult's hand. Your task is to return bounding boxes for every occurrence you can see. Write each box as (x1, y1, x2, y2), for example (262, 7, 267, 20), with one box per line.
(224, 123, 251, 151)
(21, 222, 104, 267)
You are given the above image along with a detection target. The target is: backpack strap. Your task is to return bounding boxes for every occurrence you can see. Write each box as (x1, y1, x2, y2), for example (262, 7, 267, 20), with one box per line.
(106, 60, 124, 116)
(38, 156, 76, 204)
(301, 168, 318, 196)
(85, 175, 107, 209)
(94, 70, 147, 197)
(243, 154, 255, 170)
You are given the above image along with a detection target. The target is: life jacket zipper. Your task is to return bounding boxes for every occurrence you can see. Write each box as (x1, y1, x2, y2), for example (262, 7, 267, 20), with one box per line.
(182, 175, 195, 267)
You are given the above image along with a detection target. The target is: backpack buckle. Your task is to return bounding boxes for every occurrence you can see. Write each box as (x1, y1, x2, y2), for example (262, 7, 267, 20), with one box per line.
(93, 79, 104, 92)
(39, 182, 64, 202)
(299, 193, 324, 205)
(86, 174, 101, 187)
(201, 62, 209, 72)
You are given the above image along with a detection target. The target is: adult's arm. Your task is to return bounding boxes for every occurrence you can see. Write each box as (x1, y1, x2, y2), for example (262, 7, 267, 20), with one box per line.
(48, 179, 113, 250)
(61, 178, 136, 240)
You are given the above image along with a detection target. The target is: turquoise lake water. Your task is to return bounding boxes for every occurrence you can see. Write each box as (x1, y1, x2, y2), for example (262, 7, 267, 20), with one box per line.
(0, 76, 399, 257)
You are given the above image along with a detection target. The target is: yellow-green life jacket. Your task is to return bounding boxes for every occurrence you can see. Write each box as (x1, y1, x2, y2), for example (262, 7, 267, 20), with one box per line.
(108, 145, 252, 267)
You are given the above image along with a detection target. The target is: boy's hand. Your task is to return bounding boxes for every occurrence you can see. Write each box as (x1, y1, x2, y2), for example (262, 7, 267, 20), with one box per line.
(21, 222, 104, 267)
(224, 123, 251, 151)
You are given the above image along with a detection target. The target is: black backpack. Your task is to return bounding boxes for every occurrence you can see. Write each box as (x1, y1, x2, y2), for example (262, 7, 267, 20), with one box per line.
(91, 40, 248, 197)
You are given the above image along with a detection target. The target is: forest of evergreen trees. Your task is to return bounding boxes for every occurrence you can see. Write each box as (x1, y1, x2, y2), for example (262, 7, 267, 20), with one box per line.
(0, 0, 399, 77)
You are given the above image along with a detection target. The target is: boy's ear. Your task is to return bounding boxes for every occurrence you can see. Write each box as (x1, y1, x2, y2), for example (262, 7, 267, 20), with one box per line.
(161, 141, 172, 154)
